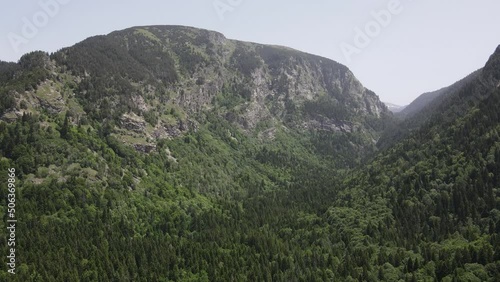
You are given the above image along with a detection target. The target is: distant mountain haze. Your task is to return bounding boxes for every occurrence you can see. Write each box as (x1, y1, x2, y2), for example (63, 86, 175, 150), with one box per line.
(384, 102, 406, 113)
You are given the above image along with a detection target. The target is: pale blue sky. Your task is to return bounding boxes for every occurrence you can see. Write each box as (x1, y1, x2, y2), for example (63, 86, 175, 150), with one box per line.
(1, 0, 499, 105)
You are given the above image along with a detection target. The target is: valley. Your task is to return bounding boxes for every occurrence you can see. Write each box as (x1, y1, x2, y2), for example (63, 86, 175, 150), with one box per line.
(0, 26, 499, 281)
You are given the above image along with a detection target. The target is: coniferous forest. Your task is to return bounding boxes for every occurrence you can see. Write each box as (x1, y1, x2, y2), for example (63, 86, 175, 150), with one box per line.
(0, 26, 499, 281)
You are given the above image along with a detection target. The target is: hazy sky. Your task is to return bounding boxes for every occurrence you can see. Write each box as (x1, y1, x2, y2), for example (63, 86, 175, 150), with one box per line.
(1, 0, 499, 105)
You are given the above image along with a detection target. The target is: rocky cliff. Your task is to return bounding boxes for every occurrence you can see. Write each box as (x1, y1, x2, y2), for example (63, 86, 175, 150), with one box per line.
(2, 25, 392, 157)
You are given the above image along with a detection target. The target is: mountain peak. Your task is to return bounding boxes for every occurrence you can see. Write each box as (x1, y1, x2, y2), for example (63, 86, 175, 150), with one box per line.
(3, 25, 392, 161)
(483, 44, 500, 81)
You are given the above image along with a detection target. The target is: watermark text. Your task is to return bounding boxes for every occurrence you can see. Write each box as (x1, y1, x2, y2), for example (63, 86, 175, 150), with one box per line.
(8, 0, 71, 54)
(340, 0, 411, 63)
(6, 168, 16, 275)
(213, 0, 244, 21)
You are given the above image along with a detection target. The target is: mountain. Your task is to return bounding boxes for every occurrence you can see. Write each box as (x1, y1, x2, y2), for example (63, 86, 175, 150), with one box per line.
(378, 65, 490, 149)
(0, 26, 499, 281)
(384, 102, 406, 113)
(397, 69, 481, 119)
(2, 25, 391, 166)
(342, 45, 500, 281)
(397, 88, 446, 118)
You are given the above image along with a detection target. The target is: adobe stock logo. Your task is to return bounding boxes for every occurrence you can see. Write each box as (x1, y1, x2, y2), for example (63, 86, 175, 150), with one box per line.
(340, 0, 410, 63)
(7, 0, 71, 54)
(213, 0, 244, 21)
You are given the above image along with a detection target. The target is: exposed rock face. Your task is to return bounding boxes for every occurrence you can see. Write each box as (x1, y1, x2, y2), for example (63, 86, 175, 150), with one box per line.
(133, 143, 156, 153)
(120, 113, 146, 133)
(59, 26, 389, 133)
(1, 110, 26, 122)
(131, 95, 149, 112)
(303, 119, 352, 133)
(3, 25, 392, 152)
(152, 122, 185, 139)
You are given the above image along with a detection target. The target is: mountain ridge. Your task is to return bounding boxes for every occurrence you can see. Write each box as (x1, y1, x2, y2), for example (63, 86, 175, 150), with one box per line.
(397, 69, 482, 119)
(0, 26, 499, 281)
(2, 25, 392, 166)
(378, 46, 500, 149)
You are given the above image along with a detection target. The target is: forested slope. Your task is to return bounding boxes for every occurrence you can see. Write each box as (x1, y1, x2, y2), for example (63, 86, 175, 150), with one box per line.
(0, 27, 499, 281)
